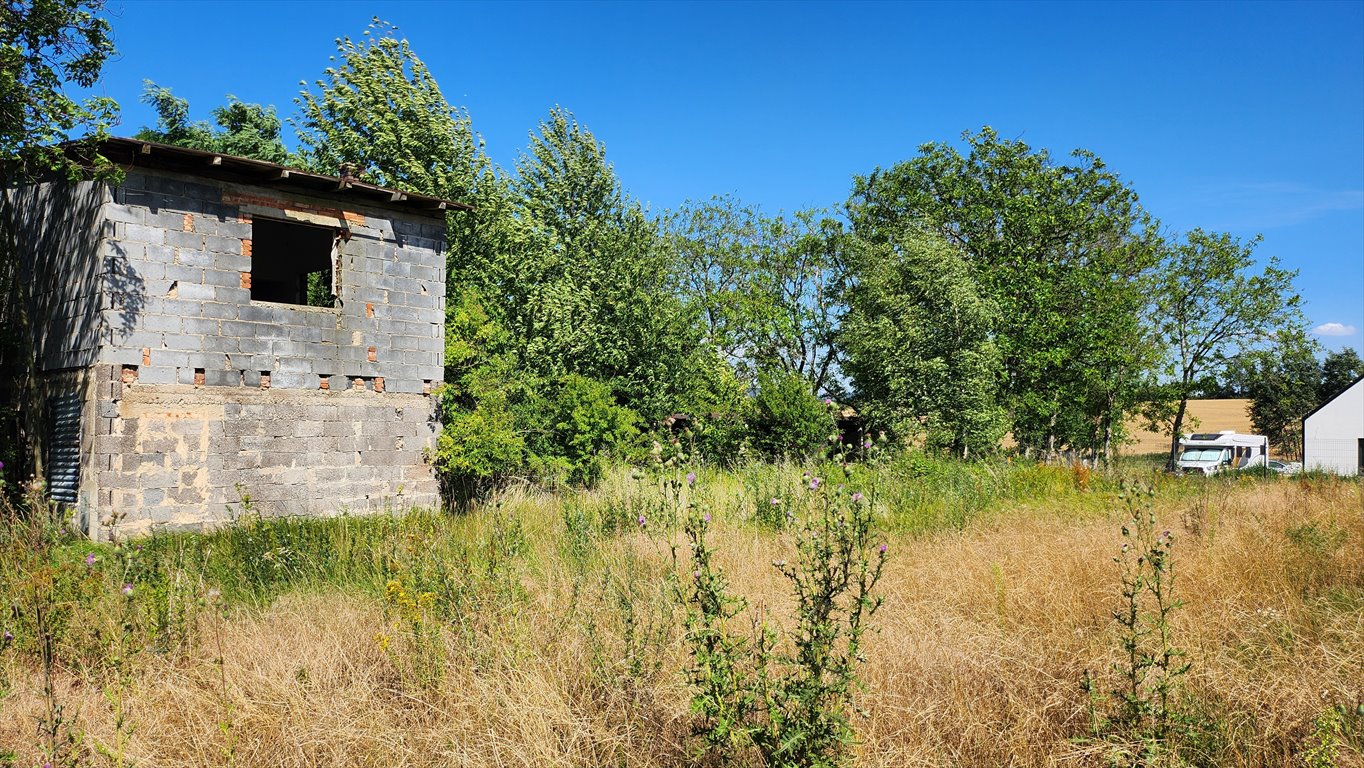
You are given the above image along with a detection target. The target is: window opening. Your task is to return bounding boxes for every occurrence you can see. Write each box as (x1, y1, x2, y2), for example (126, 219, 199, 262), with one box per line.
(250, 218, 339, 307)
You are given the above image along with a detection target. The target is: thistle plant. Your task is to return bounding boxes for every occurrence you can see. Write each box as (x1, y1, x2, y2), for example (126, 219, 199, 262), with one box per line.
(678, 473, 887, 768)
(1106, 483, 1192, 760)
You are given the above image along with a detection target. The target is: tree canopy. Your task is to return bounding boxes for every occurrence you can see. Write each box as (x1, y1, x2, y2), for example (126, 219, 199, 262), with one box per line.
(0, 0, 117, 178)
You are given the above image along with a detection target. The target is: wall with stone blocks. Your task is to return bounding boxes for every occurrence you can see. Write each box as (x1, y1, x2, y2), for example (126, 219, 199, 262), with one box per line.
(4, 180, 107, 371)
(13, 168, 451, 534)
(98, 167, 446, 394)
(84, 365, 439, 536)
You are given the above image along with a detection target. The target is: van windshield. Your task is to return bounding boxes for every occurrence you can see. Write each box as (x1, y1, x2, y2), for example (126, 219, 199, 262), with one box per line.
(1180, 448, 1226, 463)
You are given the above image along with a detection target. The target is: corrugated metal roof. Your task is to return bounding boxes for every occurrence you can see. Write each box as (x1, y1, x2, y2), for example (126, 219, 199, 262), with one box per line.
(85, 137, 474, 216)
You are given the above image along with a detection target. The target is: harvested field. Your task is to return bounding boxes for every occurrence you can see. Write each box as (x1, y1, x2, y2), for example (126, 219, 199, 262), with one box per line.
(1124, 398, 1255, 455)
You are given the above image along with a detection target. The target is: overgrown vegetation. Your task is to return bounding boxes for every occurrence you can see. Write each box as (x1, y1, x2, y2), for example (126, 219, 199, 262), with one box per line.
(1, 461, 1361, 766)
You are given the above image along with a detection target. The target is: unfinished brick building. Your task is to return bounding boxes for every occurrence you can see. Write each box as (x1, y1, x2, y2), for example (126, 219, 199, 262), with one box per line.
(6, 138, 466, 537)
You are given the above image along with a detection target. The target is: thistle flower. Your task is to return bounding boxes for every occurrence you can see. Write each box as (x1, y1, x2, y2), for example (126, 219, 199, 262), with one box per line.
(85, 553, 96, 566)
(703, 513, 711, 523)
(824, 398, 834, 406)
(878, 543, 888, 554)
(686, 471, 696, 487)
(851, 492, 864, 503)
(2, 630, 12, 643)
(863, 441, 872, 449)
(770, 497, 781, 506)
(809, 477, 821, 490)
(121, 583, 134, 596)
(637, 515, 646, 528)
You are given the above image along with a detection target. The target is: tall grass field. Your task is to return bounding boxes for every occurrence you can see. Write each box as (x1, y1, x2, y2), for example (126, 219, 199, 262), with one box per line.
(1, 455, 1360, 767)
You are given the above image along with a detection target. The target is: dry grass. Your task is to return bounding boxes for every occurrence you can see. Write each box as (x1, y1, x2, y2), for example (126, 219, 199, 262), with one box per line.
(2, 473, 1361, 767)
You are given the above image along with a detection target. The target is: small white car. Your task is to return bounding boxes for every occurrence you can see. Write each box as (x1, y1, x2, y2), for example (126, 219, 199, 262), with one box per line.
(1265, 460, 1303, 475)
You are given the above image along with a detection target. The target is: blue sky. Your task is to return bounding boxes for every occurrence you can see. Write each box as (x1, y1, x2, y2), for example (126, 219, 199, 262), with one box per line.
(90, 0, 1363, 353)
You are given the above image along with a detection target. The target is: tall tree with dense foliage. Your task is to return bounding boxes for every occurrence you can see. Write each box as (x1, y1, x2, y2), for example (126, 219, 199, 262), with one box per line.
(504, 107, 700, 418)
(841, 229, 1005, 457)
(1318, 348, 1363, 401)
(1152, 229, 1302, 467)
(134, 82, 292, 164)
(848, 127, 1160, 459)
(1238, 329, 1321, 459)
(661, 196, 848, 397)
(294, 17, 514, 296)
(0, 0, 117, 178)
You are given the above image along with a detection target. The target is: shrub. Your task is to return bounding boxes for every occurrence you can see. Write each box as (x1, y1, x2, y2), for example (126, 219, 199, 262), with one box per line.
(748, 369, 835, 461)
(537, 374, 640, 487)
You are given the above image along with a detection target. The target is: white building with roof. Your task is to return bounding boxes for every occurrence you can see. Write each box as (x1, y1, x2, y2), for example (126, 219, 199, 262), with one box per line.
(1302, 374, 1364, 476)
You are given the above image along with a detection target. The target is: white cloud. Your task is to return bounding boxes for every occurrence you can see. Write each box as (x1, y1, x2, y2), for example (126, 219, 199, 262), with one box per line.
(1312, 322, 1358, 337)
(1172, 182, 1364, 230)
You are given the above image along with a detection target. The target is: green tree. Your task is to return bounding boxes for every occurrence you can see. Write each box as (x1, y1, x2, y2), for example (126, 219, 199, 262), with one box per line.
(661, 197, 848, 397)
(1238, 329, 1321, 459)
(841, 229, 1005, 457)
(1152, 229, 1302, 467)
(505, 107, 699, 419)
(0, 0, 118, 178)
(1318, 348, 1363, 401)
(294, 16, 512, 298)
(748, 210, 848, 398)
(134, 81, 292, 164)
(848, 127, 1160, 460)
(661, 195, 763, 372)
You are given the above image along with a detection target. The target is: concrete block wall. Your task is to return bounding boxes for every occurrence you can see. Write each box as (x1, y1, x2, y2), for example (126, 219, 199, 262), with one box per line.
(13, 168, 452, 534)
(85, 364, 439, 535)
(5, 180, 108, 371)
(97, 168, 446, 394)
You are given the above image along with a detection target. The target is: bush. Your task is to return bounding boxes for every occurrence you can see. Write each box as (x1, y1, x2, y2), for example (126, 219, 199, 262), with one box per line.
(532, 374, 640, 487)
(748, 369, 835, 461)
(433, 391, 526, 505)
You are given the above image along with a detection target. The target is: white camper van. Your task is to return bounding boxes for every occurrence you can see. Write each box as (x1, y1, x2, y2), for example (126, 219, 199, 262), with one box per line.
(1176, 431, 1269, 475)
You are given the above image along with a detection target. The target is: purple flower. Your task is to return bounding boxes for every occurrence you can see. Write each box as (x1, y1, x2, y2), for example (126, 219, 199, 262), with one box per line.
(770, 497, 781, 506)
(809, 477, 821, 490)
(0, 460, 5, 470)
(637, 515, 646, 528)
(121, 583, 134, 596)
(851, 492, 864, 503)
(2, 630, 12, 643)
(686, 471, 696, 487)
(703, 513, 711, 523)
(824, 398, 834, 406)
(85, 553, 96, 566)
(863, 441, 872, 449)
(878, 543, 888, 554)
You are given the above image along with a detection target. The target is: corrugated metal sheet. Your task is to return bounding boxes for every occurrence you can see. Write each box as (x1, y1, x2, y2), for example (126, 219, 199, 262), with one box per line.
(46, 392, 82, 503)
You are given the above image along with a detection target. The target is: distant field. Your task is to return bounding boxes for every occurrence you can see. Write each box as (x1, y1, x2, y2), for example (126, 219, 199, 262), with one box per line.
(1122, 398, 1253, 455)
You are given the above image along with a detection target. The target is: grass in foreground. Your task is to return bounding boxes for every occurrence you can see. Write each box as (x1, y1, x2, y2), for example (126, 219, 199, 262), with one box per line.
(0, 457, 1361, 767)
